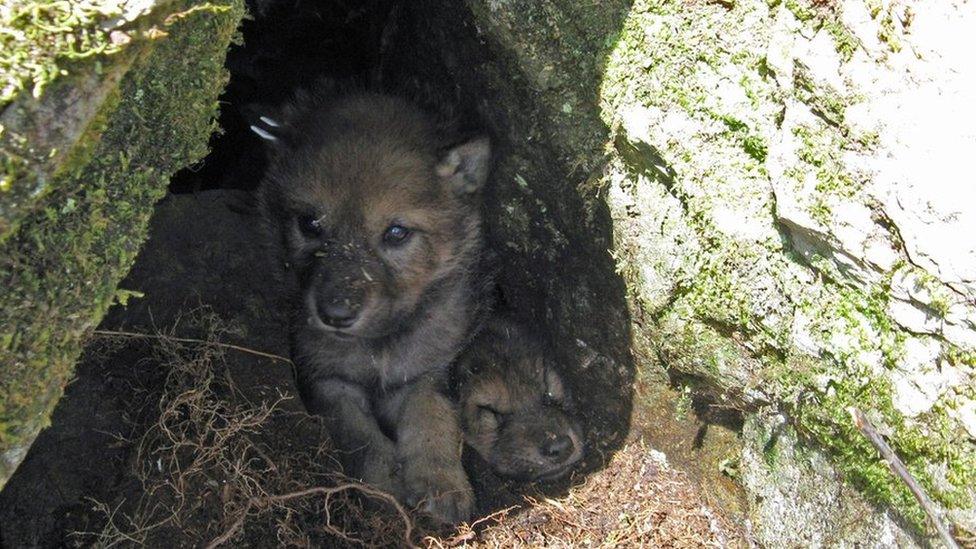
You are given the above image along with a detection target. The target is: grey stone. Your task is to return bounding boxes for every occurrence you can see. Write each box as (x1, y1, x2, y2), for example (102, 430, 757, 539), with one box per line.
(740, 412, 919, 548)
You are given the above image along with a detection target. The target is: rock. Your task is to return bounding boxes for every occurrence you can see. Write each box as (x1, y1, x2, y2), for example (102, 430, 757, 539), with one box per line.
(740, 412, 919, 547)
(862, 2, 976, 301)
(888, 299, 941, 336)
(6, 0, 976, 542)
(390, 0, 976, 542)
(0, 0, 246, 489)
(953, 401, 976, 440)
(890, 338, 954, 417)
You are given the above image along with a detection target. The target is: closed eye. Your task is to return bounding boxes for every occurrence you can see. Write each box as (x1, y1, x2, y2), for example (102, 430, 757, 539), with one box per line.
(478, 405, 508, 423)
(543, 366, 567, 404)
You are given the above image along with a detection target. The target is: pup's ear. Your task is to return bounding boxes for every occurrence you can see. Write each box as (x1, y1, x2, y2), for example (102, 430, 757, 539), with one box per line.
(436, 137, 491, 194)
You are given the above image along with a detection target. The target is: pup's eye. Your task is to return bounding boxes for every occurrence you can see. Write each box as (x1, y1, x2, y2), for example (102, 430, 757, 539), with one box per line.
(382, 224, 411, 245)
(297, 214, 322, 237)
(543, 391, 560, 407)
(478, 405, 505, 424)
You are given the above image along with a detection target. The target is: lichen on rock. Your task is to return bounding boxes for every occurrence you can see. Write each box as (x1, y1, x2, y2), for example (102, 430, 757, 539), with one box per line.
(740, 411, 917, 547)
(599, 0, 976, 540)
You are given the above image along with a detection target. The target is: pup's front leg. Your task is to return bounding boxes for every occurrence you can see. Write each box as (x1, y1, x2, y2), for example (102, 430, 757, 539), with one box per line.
(380, 377, 473, 525)
(302, 378, 400, 495)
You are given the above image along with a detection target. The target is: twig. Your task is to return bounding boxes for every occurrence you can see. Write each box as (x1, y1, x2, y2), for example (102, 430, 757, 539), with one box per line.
(91, 329, 293, 365)
(849, 407, 960, 549)
(205, 482, 416, 549)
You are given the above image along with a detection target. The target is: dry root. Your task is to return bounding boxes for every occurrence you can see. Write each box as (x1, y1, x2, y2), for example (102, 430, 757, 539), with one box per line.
(74, 312, 414, 547)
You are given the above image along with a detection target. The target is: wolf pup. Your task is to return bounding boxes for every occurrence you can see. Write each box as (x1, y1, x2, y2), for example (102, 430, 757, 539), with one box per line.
(456, 315, 584, 482)
(254, 89, 491, 524)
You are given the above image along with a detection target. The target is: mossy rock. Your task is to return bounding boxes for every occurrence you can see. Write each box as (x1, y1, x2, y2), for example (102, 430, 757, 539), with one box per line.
(0, 0, 246, 488)
(394, 0, 976, 544)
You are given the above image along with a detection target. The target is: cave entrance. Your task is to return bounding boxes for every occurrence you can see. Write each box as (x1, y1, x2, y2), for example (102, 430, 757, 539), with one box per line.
(161, 0, 641, 510)
(0, 0, 746, 545)
(164, 0, 643, 476)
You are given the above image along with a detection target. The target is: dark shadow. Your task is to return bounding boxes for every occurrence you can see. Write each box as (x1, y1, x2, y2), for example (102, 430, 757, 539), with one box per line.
(1, 0, 655, 544)
(0, 191, 300, 546)
(379, 0, 637, 511)
(169, 0, 397, 193)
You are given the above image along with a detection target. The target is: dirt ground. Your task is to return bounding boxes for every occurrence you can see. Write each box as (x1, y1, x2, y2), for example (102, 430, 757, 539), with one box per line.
(0, 191, 746, 547)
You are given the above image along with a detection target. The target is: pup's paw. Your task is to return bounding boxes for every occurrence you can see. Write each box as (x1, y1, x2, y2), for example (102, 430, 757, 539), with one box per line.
(401, 462, 474, 525)
(358, 443, 401, 496)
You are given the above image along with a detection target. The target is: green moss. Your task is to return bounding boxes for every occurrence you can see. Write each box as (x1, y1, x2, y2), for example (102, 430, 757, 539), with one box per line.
(808, 197, 832, 226)
(50, 72, 124, 180)
(793, 70, 847, 128)
(784, 0, 816, 22)
(903, 267, 955, 318)
(791, 124, 862, 223)
(822, 20, 859, 62)
(685, 248, 756, 330)
(760, 268, 976, 531)
(855, 130, 880, 150)
(742, 134, 768, 162)
(715, 114, 768, 162)
(1, 1, 124, 106)
(719, 455, 741, 480)
(843, 285, 904, 369)
(0, 134, 29, 194)
(946, 347, 976, 370)
(772, 357, 976, 530)
(865, 0, 882, 18)
(600, 0, 722, 117)
(0, 0, 245, 482)
(783, 0, 860, 61)
(655, 315, 755, 391)
(876, 9, 902, 53)
(860, 0, 904, 54)
(669, 232, 976, 532)
(674, 384, 693, 419)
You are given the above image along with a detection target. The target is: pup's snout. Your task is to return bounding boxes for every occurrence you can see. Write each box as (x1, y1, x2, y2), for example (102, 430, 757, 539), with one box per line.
(317, 298, 359, 328)
(308, 259, 369, 330)
(540, 433, 574, 463)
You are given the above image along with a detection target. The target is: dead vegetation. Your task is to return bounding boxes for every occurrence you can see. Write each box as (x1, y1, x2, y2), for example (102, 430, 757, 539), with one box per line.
(71, 312, 743, 547)
(433, 442, 745, 548)
(73, 313, 413, 548)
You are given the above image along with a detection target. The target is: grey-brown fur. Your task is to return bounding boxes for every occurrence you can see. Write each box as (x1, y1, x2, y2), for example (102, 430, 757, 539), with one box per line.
(256, 89, 492, 524)
(456, 315, 584, 482)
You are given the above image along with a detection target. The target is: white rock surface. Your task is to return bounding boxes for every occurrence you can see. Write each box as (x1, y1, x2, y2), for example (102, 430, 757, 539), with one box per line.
(954, 400, 976, 439)
(891, 338, 954, 417)
(594, 0, 976, 540)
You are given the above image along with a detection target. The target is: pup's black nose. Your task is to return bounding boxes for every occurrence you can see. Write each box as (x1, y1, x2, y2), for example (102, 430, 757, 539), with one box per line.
(319, 300, 358, 328)
(541, 434, 573, 462)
